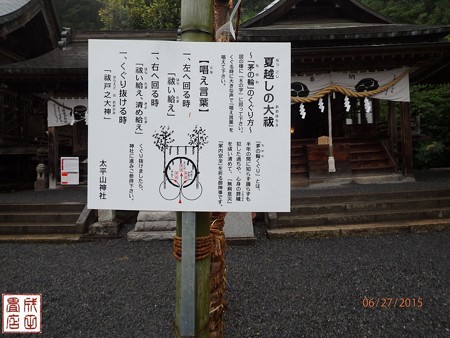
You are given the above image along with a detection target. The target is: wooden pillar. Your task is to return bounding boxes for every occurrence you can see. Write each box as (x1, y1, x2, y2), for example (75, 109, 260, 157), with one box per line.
(214, 0, 229, 33)
(48, 127, 59, 189)
(387, 101, 398, 166)
(0, 90, 4, 137)
(400, 102, 413, 176)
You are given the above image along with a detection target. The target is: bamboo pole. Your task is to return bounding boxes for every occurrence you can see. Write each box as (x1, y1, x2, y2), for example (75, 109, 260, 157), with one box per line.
(175, 1, 214, 337)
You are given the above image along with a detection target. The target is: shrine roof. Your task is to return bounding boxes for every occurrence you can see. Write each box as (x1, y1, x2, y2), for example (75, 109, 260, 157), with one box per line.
(0, 30, 177, 76)
(239, 23, 450, 43)
(0, 0, 60, 63)
(0, 42, 87, 75)
(238, 0, 450, 43)
(241, 0, 394, 29)
(0, 0, 32, 24)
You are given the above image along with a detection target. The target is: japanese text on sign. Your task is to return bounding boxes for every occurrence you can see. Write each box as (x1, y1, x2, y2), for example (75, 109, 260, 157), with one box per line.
(88, 40, 291, 212)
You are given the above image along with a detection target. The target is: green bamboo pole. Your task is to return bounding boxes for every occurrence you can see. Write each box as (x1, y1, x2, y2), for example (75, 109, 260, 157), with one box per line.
(175, 212, 211, 337)
(175, 1, 214, 337)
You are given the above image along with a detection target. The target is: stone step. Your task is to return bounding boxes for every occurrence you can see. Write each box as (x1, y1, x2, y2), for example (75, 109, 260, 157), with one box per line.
(0, 233, 82, 242)
(0, 211, 80, 223)
(352, 167, 396, 175)
(267, 218, 450, 239)
(0, 222, 85, 234)
(290, 188, 450, 205)
(276, 207, 450, 228)
(286, 196, 450, 216)
(0, 203, 85, 212)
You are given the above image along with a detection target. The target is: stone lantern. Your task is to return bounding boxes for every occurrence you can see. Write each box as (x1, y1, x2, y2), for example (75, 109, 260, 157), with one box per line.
(34, 147, 49, 191)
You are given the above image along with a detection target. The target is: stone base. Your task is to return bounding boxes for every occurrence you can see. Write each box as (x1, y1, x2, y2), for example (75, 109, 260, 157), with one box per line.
(127, 229, 175, 241)
(127, 211, 176, 241)
(34, 179, 48, 191)
(224, 212, 256, 243)
(127, 211, 255, 243)
(87, 220, 121, 237)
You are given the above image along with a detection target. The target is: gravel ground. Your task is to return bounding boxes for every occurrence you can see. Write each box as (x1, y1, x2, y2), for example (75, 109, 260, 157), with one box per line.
(1, 170, 449, 337)
(1, 223, 449, 337)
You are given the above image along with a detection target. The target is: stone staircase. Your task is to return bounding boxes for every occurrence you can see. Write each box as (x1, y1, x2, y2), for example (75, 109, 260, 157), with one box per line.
(0, 203, 89, 236)
(267, 187, 450, 238)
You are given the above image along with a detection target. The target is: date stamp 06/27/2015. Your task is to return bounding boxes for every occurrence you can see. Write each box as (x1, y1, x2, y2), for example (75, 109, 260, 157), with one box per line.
(362, 296, 423, 309)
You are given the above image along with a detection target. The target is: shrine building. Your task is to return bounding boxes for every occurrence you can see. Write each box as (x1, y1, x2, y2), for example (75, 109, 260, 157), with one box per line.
(1, 0, 450, 189)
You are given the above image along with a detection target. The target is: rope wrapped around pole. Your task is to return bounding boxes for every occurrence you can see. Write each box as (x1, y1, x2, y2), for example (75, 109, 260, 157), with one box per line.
(209, 212, 228, 338)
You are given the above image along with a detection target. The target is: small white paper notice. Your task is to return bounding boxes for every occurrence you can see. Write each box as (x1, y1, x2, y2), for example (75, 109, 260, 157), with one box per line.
(61, 157, 79, 185)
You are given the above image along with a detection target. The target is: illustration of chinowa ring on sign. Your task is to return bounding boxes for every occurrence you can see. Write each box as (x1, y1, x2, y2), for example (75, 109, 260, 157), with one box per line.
(153, 125, 208, 204)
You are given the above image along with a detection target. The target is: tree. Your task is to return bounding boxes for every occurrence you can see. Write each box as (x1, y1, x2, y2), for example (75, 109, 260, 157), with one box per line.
(410, 84, 450, 168)
(98, 0, 180, 30)
(54, 0, 103, 30)
(360, 0, 450, 25)
(144, 0, 181, 29)
(236, 0, 273, 23)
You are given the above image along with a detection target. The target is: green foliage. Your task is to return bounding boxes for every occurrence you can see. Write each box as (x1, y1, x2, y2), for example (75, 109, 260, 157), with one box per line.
(414, 141, 448, 169)
(144, 0, 181, 29)
(98, 0, 180, 30)
(411, 84, 450, 168)
(360, 0, 450, 25)
(411, 84, 450, 144)
(54, 0, 103, 30)
(232, 0, 273, 23)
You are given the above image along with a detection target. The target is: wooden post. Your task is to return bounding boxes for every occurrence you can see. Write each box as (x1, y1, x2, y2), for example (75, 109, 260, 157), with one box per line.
(0, 90, 4, 136)
(387, 101, 398, 167)
(400, 102, 413, 176)
(175, 1, 214, 337)
(48, 126, 59, 189)
(175, 212, 211, 337)
(214, 0, 229, 33)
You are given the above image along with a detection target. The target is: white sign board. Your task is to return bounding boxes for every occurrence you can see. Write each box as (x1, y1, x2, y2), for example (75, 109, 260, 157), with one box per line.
(61, 157, 79, 185)
(88, 40, 291, 212)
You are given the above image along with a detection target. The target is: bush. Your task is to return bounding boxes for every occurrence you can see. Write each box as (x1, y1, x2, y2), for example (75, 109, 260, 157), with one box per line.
(411, 84, 450, 169)
(413, 141, 449, 169)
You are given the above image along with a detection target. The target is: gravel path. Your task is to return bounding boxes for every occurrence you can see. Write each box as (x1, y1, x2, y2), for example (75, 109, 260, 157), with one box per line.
(1, 223, 449, 337)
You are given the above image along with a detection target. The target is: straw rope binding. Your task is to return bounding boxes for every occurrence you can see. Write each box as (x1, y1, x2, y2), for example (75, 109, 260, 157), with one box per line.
(173, 234, 213, 261)
(209, 212, 228, 338)
(291, 71, 408, 103)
